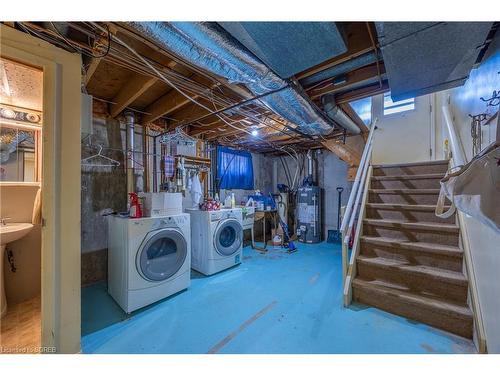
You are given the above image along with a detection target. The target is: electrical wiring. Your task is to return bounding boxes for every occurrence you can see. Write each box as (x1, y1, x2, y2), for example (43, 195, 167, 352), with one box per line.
(28, 22, 302, 145)
(50, 22, 111, 59)
(20, 21, 303, 162)
(19, 22, 306, 147)
(89, 22, 301, 161)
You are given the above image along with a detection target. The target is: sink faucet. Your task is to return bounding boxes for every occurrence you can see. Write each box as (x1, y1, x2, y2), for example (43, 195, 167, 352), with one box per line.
(0, 217, 11, 226)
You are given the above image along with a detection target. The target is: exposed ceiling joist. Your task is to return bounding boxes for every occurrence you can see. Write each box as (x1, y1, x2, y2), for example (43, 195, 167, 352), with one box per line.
(309, 63, 385, 99)
(295, 22, 375, 80)
(321, 139, 362, 167)
(110, 75, 157, 118)
(84, 57, 103, 85)
(335, 80, 390, 105)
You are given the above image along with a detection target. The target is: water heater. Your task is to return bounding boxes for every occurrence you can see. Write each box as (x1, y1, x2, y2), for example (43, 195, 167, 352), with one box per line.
(296, 185, 322, 243)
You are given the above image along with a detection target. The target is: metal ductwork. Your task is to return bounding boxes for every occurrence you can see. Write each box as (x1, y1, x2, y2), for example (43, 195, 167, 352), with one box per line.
(126, 22, 338, 136)
(322, 95, 361, 135)
(299, 51, 380, 88)
(125, 111, 135, 197)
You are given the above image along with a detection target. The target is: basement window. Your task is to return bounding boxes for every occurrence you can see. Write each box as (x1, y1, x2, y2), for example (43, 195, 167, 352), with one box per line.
(383, 92, 415, 115)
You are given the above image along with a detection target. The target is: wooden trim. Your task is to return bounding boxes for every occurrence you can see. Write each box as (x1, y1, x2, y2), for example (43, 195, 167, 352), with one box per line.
(1, 25, 82, 353)
(457, 210, 488, 353)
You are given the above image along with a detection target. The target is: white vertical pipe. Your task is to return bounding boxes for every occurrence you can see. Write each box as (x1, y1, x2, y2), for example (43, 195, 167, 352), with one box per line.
(125, 111, 135, 198)
(272, 159, 277, 193)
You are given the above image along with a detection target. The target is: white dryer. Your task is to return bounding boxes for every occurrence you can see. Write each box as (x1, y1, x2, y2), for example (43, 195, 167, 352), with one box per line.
(107, 214, 191, 313)
(187, 208, 243, 275)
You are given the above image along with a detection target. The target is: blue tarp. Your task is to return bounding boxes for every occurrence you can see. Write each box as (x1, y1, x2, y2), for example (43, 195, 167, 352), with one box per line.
(217, 146, 254, 190)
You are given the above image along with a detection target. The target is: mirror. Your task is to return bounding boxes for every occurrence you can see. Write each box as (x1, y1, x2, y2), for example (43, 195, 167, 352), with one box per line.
(0, 124, 38, 182)
(1, 57, 43, 183)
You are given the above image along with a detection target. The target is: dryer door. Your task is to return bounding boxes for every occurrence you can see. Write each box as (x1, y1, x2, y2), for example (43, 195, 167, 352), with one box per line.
(214, 219, 243, 256)
(136, 228, 188, 282)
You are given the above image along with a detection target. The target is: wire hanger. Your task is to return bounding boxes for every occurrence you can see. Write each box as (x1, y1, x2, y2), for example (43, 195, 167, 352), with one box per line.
(159, 127, 197, 146)
(81, 145, 120, 167)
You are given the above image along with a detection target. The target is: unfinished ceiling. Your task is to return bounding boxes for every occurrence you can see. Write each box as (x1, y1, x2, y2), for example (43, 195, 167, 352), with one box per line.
(4, 21, 496, 155)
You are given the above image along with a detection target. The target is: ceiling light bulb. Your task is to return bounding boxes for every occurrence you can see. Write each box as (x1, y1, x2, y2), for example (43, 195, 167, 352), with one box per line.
(251, 129, 258, 136)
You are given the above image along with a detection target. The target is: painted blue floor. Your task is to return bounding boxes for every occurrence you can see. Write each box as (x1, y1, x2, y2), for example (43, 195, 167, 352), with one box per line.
(81, 242, 476, 354)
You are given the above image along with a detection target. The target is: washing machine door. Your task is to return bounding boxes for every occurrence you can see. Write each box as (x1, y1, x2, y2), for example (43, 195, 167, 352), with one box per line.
(136, 228, 188, 282)
(214, 219, 243, 256)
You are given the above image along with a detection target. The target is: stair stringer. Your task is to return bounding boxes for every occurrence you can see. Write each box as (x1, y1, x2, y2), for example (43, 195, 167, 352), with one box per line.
(343, 165, 372, 306)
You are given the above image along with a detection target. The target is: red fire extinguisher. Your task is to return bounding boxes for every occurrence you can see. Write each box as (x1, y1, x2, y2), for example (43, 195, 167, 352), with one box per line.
(129, 192, 143, 219)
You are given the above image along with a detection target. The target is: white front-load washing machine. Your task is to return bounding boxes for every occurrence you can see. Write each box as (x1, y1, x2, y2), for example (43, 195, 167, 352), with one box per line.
(187, 208, 243, 275)
(107, 214, 191, 313)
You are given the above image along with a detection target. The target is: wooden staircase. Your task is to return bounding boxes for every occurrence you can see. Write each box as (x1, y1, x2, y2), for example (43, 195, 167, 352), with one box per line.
(351, 160, 473, 338)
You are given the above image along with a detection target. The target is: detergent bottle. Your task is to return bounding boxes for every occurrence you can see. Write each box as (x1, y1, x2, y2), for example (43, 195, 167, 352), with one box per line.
(129, 192, 143, 218)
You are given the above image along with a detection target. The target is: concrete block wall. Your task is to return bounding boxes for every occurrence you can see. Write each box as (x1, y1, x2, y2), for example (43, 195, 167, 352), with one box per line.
(81, 116, 131, 285)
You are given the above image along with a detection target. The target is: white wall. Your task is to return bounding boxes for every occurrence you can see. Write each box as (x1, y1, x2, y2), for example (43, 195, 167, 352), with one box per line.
(435, 35, 500, 353)
(372, 92, 434, 164)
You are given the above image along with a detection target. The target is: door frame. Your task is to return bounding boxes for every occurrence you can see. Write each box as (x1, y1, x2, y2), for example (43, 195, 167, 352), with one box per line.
(1, 25, 81, 353)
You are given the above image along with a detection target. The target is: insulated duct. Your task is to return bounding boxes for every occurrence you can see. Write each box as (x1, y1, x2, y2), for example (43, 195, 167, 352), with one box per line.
(322, 95, 361, 135)
(126, 22, 337, 136)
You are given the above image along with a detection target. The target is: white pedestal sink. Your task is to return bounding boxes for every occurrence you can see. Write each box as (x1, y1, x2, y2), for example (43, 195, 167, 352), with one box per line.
(1, 223, 34, 318)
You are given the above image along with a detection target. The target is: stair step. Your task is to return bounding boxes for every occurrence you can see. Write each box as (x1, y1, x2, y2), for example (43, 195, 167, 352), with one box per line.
(371, 173, 444, 180)
(360, 236, 462, 257)
(363, 219, 459, 246)
(363, 219, 458, 232)
(371, 173, 443, 189)
(370, 188, 440, 194)
(352, 278, 473, 338)
(365, 203, 455, 223)
(360, 236, 463, 272)
(357, 256, 466, 284)
(369, 189, 443, 205)
(372, 160, 449, 177)
(356, 256, 468, 303)
(366, 203, 444, 210)
(372, 160, 450, 169)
